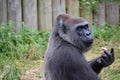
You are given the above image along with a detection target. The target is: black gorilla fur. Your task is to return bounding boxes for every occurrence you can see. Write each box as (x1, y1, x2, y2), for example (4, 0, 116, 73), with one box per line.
(44, 14, 115, 80)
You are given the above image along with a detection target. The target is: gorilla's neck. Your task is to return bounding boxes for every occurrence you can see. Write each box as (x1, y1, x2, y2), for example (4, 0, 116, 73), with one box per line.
(47, 33, 81, 54)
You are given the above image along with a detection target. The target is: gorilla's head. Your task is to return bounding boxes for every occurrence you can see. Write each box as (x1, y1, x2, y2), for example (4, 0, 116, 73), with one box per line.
(54, 14, 94, 52)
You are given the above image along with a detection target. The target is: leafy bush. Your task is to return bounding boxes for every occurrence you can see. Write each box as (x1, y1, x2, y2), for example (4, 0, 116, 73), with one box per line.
(2, 64, 21, 80)
(0, 21, 119, 80)
(0, 22, 50, 80)
(0, 22, 50, 59)
(80, 0, 120, 14)
(93, 25, 120, 41)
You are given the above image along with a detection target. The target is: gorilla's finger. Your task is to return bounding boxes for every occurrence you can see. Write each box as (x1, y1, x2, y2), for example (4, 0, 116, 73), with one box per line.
(102, 54, 109, 62)
(111, 48, 114, 58)
(104, 50, 110, 55)
(101, 58, 107, 67)
(104, 50, 112, 61)
(110, 48, 114, 53)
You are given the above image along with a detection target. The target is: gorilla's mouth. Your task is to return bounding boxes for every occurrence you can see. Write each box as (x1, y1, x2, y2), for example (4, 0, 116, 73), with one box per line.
(83, 39, 94, 47)
(84, 42, 93, 47)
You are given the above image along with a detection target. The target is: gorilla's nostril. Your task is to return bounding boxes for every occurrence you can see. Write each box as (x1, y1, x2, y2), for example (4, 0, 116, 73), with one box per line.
(86, 32, 91, 36)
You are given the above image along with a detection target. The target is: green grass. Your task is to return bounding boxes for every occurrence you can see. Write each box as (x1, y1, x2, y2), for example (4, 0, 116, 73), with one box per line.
(85, 39, 120, 80)
(0, 22, 50, 80)
(86, 25, 120, 80)
(93, 25, 120, 41)
(0, 22, 120, 80)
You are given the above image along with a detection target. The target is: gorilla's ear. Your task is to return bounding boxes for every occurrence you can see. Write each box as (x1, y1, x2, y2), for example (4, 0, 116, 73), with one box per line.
(56, 14, 72, 43)
(56, 14, 64, 26)
(59, 18, 63, 26)
(56, 14, 69, 26)
(57, 14, 67, 34)
(59, 19, 67, 34)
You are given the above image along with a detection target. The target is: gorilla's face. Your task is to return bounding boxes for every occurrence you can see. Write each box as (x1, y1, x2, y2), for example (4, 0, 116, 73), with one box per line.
(57, 14, 94, 52)
(75, 22, 94, 47)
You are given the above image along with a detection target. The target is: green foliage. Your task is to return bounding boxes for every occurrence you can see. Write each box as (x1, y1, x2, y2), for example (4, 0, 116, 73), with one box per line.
(2, 64, 21, 80)
(0, 21, 120, 79)
(80, 0, 120, 13)
(0, 22, 16, 53)
(93, 25, 120, 41)
(98, 0, 120, 3)
(0, 22, 50, 79)
(108, 75, 120, 80)
(80, 0, 99, 14)
(0, 22, 50, 59)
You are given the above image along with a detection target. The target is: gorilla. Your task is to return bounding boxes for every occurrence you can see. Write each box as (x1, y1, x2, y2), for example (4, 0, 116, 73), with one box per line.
(44, 14, 115, 80)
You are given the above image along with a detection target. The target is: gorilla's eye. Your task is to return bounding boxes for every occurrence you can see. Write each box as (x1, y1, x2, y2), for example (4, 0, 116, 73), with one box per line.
(76, 26, 84, 30)
(84, 24, 89, 29)
(77, 24, 88, 31)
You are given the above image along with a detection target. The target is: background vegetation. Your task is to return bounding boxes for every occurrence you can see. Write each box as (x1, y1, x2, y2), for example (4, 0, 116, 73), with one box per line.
(0, 22, 120, 80)
(0, 0, 120, 80)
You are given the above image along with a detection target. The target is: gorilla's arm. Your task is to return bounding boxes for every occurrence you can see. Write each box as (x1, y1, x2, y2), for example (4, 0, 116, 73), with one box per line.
(88, 48, 115, 74)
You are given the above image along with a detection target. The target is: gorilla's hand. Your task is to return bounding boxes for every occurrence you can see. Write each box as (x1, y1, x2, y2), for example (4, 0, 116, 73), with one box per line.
(89, 48, 115, 74)
(96, 48, 115, 67)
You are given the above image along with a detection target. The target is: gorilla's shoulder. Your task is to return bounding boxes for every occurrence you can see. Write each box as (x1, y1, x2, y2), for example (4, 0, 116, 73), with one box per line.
(53, 43, 80, 56)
